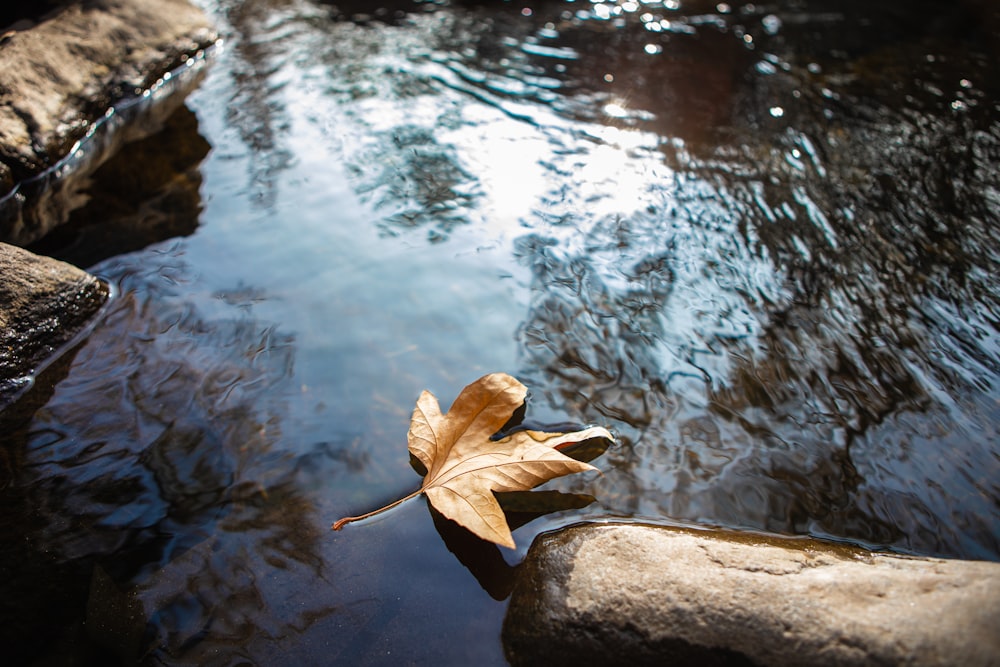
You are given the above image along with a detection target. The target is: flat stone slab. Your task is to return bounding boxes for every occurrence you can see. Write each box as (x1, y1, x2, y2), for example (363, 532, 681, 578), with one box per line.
(0, 242, 108, 406)
(503, 523, 1000, 666)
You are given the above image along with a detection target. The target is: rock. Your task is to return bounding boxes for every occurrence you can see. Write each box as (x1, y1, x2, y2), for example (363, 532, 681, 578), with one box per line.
(0, 242, 109, 407)
(0, 0, 217, 187)
(502, 523, 1000, 667)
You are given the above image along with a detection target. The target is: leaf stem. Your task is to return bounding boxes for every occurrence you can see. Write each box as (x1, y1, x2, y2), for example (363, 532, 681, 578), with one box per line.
(331, 488, 424, 531)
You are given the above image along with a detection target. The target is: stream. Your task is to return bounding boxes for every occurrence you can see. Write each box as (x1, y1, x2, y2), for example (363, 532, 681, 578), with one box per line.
(2, 0, 999, 663)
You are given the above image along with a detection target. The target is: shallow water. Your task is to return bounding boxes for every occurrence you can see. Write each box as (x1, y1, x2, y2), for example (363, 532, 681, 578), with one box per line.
(2, 0, 999, 663)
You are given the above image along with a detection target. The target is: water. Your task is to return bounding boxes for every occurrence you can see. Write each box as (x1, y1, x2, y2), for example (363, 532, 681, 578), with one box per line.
(2, 0, 999, 663)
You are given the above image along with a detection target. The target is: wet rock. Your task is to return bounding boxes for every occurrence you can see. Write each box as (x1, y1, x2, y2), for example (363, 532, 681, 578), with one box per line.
(0, 242, 109, 407)
(503, 523, 1000, 667)
(0, 0, 217, 190)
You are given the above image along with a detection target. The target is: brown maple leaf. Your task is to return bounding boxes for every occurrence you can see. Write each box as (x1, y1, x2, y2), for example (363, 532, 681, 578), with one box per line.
(332, 372, 613, 548)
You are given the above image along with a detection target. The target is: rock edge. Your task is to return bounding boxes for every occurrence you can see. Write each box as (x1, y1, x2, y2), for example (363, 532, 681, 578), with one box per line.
(0, 242, 109, 407)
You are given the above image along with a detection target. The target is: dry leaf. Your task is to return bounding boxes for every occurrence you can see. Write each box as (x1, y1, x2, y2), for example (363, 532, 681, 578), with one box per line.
(333, 372, 613, 548)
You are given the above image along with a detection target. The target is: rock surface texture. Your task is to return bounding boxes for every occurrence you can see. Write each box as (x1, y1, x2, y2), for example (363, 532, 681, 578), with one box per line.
(0, 242, 108, 406)
(503, 523, 1000, 667)
(0, 0, 216, 192)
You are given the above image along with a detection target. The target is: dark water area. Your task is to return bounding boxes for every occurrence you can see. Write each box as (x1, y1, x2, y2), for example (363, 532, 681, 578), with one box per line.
(0, 1, 65, 30)
(2, 0, 999, 663)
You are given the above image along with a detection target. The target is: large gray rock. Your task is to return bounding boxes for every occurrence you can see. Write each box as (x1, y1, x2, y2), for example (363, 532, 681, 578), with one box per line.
(503, 523, 1000, 667)
(0, 242, 109, 406)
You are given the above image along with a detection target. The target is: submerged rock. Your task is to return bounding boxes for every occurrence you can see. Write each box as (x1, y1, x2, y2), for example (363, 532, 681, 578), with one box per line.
(503, 523, 1000, 667)
(0, 242, 108, 407)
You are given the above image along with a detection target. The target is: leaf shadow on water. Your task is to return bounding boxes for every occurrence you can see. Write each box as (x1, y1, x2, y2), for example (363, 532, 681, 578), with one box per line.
(430, 490, 596, 602)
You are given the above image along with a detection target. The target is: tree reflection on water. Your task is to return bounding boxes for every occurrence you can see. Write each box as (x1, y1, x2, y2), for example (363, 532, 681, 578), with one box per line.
(0, 246, 362, 661)
(503, 0, 1000, 556)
